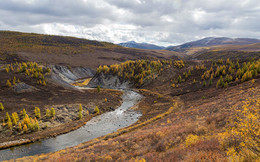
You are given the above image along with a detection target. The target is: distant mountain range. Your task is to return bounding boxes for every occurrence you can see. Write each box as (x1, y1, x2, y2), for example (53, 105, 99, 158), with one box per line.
(118, 41, 165, 50)
(166, 37, 260, 52)
(119, 37, 260, 52)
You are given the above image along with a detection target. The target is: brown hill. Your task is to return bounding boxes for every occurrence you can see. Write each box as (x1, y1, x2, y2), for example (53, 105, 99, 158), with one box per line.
(0, 31, 178, 69)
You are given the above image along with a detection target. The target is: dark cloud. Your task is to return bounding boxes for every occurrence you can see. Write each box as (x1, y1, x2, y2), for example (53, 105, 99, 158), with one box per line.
(0, 0, 259, 46)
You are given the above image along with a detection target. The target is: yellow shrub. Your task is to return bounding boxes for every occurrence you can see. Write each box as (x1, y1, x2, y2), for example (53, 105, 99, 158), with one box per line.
(220, 98, 260, 161)
(185, 134, 199, 147)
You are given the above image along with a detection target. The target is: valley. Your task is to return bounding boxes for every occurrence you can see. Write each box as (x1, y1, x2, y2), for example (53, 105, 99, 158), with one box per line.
(0, 31, 259, 161)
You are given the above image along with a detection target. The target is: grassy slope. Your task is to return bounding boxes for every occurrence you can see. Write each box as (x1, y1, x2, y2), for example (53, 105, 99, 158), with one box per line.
(185, 43, 260, 60)
(0, 31, 178, 69)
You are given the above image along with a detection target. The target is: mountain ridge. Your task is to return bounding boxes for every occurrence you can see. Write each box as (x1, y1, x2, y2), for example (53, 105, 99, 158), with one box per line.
(166, 37, 260, 52)
(118, 41, 165, 50)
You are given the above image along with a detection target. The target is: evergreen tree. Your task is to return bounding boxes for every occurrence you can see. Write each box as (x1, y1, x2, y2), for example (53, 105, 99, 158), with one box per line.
(51, 108, 55, 117)
(79, 104, 83, 111)
(78, 111, 83, 119)
(46, 108, 51, 118)
(209, 79, 212, 86)
(23, 124, 28, 132)
(94, 106, 100, 114)
(0, 102, 4, 111)
(97, 85, 101, 92)
(86, 110, 89, 116)
(203, 80, 206, 87)
(6, 80, 11, 87)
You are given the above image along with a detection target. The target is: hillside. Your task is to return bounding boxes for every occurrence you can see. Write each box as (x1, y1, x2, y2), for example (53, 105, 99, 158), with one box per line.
(118, 41, 165, 50)
(166, 37, 260, 53)
(18, 57, 260, 161)
(0, 31, 178, 69)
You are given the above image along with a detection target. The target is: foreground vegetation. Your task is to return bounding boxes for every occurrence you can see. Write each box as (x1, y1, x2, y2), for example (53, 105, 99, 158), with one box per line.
(18, 83, 259, 161)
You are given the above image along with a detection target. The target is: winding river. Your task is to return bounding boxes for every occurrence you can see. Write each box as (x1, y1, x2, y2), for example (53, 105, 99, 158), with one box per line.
(0, 90, 142, 161)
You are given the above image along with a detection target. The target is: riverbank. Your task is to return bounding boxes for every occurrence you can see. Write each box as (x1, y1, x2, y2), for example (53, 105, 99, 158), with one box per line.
(0, 89, 123, 150)
(0, 90, 143, 161)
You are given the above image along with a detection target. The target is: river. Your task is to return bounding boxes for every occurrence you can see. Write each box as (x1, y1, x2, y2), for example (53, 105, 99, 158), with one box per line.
(0, 90, 142, 161)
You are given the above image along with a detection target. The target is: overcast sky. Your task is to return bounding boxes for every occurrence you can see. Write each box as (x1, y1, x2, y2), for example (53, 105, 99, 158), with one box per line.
(0, 0, 260, 46)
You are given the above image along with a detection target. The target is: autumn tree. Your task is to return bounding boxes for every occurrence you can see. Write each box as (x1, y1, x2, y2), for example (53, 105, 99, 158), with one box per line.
(51, 107, 55, 117)
(46, 108, 51, 118)
(34, 107, 41, 118)
(94, 106, 100, 114)
(79, 104, 83, 111)
(6, 80, 11, 87)
(0, 102, 4, 111)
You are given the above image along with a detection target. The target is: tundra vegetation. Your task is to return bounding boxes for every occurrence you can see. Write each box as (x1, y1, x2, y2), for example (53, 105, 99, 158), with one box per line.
(3, 61, 51, 87)
(97, 59, 184, 87)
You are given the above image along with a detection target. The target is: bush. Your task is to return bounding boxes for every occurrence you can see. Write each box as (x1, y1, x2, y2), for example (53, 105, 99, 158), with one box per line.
(219, 98, 260, 161)
(185, 134, 200, 147)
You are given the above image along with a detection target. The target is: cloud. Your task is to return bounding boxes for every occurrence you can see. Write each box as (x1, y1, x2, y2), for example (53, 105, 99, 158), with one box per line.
(0, 0, 260, 46)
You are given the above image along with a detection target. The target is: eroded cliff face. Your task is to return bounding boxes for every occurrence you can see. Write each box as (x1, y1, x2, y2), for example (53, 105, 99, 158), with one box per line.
(87, 72, 133, 89)
(51, 65, 95, 88)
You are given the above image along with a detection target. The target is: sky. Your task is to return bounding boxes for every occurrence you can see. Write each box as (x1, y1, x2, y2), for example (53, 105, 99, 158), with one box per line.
(0, 0, 260, 46)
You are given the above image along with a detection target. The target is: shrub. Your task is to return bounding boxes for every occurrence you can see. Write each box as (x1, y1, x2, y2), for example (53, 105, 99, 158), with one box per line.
(185, 134, 200, 147)
(46, 67, 51, 73)
(219, 98, 260, 161)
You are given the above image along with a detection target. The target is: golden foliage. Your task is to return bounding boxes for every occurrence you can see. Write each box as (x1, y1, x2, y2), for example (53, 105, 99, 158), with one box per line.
(219, 98, 260, 161)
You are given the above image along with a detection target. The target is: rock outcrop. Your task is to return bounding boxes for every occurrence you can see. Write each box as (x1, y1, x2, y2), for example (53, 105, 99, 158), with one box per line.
(87, 72, 133, 89)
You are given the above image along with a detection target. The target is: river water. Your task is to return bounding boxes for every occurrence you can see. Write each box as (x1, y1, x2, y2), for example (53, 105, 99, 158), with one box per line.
(0, 90, 142, 161)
